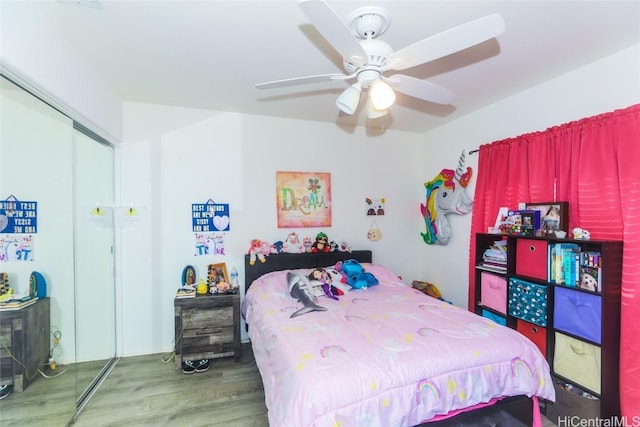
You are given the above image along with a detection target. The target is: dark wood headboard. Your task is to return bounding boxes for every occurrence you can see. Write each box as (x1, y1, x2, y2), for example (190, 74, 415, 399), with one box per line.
(244, 250, 372, 292)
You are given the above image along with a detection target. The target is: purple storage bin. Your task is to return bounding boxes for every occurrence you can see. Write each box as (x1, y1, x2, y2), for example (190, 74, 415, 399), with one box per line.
(553, 286, 602, 344)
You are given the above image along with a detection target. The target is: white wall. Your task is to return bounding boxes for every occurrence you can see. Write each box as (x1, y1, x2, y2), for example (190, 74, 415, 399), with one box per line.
(119, 105, 423, 355)
(416, 44, 640, 309)
(0, 0, 123, 142)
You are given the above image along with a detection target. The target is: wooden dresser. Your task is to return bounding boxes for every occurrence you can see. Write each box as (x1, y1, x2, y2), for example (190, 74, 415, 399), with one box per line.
(174, 294, 241, 369)
(0, 298, 50, 392)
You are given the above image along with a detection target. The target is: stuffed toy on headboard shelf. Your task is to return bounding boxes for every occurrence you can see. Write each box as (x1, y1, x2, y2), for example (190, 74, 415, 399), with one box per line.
(248, 239, 270, 265)
(311, 232, 331, 253)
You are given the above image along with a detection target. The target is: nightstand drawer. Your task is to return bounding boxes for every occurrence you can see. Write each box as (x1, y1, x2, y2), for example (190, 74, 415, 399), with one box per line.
(182, 326, 235, 352)
(554, 332, 601, 394)
(182, 306, 233, 330)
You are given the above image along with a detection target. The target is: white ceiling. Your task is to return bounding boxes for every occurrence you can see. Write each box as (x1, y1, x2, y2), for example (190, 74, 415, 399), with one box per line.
(24, 0, 640, 133)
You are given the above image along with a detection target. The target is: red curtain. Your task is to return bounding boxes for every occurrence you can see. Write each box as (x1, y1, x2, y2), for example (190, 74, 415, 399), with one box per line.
(468, 104, 640, 417)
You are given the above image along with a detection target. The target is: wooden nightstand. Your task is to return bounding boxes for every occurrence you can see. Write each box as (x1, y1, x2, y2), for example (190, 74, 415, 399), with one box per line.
(0, 298, 50, 392)
(174, 293, 241, 369)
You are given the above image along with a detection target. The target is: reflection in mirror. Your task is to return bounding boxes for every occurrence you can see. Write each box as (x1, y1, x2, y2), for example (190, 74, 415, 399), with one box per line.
(0, 75, 116, 426)
(72, 125, 117, 413)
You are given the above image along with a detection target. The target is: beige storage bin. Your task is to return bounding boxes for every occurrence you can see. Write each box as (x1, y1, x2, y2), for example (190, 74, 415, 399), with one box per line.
(553, 332, 601, 394)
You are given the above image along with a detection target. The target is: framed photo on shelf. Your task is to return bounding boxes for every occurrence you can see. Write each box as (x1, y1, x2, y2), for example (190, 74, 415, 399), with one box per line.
(208, 263, 228, 284)
(525, 202, 569, 235)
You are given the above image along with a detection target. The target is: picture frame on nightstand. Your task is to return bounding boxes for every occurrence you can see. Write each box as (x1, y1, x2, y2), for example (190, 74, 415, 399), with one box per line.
(208, 263, 228, 284)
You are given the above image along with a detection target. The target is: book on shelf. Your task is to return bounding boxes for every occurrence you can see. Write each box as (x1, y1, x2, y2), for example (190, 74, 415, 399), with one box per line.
(0, 296, 37, 310)
(478, 264, 507, 274)
(579, 265, 602, 293)
(548, 242, 579, 284)
(580, 251, 602, 268)
(176, 286, 196, 298)
(547, 243, 604, 290)
(562, 247, 580, 287)
(478, 239, 508, 273)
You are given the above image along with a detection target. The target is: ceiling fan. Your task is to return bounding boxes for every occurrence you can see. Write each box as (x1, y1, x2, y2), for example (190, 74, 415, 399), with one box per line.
(255, 0, 505, 119)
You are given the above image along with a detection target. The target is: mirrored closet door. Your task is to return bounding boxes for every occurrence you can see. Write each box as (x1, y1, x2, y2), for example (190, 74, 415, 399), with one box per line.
(0, 75, 117, 426)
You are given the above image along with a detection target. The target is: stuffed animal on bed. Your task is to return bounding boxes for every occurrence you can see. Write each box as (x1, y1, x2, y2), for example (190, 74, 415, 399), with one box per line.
(308, 268, 340, 300)
(325, 267, 353, 294)
(335, 259, 379, 289)
(287, 271, 328, 318)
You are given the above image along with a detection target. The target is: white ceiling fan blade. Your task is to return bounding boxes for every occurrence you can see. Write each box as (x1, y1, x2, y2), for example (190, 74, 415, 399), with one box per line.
(387, 75, 455, 105)
(255, 73, 345, 89)
(388, 13, 505, 71)
(298, 0, 368, 67)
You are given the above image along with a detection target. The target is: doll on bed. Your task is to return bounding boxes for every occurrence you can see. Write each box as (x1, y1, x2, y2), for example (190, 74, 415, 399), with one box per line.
(308, 268, 341, 300)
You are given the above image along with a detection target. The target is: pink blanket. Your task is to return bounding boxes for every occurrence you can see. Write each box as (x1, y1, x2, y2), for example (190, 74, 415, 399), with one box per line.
(243, 264, 555, 427)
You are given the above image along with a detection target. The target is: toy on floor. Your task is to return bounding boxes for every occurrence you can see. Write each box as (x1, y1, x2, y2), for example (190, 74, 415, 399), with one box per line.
(412, 280, 452, 304)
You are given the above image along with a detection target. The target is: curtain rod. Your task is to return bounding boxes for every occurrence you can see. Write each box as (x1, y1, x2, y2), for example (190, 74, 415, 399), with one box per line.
(468, 148, 479, 155)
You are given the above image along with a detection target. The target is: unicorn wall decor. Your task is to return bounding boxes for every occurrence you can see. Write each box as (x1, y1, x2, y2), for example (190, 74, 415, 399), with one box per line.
(420, 151, 473, 245)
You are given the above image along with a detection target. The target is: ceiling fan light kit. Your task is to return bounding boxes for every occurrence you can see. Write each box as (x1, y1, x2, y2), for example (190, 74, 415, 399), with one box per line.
(256, 0, 505, 122)
(366, 97, 387, 120)
(370, 79, 395, 110)
(336, 83, 362, 114)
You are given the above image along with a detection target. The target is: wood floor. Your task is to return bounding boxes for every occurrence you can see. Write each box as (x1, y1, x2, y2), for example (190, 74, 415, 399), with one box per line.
(1, 342, 558, 426)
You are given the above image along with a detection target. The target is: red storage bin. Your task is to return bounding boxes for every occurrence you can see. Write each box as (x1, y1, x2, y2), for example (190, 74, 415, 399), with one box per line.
(516, 319, 547, 357)
(480, 272, 507, 315)
(515, 239, 548, 280)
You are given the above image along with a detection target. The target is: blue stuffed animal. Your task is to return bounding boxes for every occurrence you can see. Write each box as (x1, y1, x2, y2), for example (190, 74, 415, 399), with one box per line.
(336, 259, 379, 289)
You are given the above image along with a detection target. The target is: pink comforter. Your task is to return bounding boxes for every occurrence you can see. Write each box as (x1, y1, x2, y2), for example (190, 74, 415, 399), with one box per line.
(242, 264, 555, 427)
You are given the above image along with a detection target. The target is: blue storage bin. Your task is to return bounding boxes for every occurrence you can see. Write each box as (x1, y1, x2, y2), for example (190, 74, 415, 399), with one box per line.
(482, 309, 506, 326)
(554, 286, 602, 344)
(508, 277, 548, 327)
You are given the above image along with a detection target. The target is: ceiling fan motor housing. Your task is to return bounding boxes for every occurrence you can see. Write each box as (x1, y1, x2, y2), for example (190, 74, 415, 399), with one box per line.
(348, 6, 391, 39)
(343, 38, 393, 87)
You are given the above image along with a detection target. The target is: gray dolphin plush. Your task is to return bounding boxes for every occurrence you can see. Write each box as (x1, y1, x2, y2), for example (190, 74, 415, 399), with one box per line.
(287, 271, 327, 318)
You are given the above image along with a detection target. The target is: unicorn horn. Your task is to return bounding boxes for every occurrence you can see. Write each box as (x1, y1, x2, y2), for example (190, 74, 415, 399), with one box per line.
(455, 151, 466, 182)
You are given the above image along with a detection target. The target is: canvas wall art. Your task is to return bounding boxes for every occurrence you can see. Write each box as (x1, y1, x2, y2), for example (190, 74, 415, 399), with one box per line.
(276, 171, 332, 228)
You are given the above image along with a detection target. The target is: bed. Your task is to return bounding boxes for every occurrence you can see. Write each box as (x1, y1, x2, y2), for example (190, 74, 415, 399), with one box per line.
(242, 251, 555, 427)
